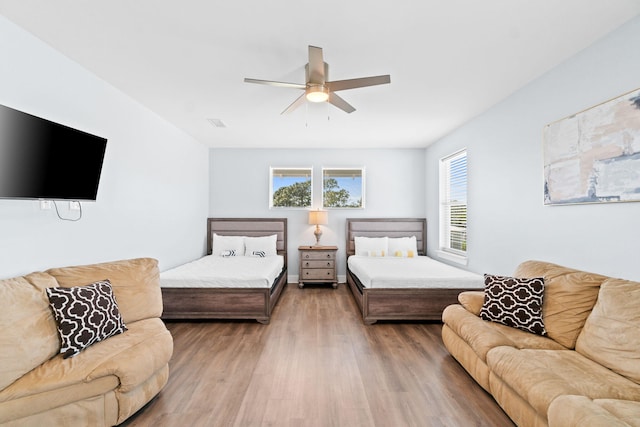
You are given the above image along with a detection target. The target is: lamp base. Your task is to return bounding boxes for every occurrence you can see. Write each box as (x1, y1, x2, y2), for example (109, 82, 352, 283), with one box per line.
(314, 225, 322, 245)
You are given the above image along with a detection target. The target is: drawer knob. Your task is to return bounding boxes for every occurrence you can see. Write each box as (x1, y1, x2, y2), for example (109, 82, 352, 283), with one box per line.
(305, 262, 309, 267)
(305, 272, 309, 276)
(305, 254, 310, 259)
(326, 262, 331, 267)
(327, 271, 331, 275)
(326, 254, 331, 258)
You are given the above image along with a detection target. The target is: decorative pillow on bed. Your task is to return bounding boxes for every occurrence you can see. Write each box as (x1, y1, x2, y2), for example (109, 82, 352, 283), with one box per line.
(212, 234, 245, 257)
(355, 236, 388, 257)
(390, 250, 416, 258)
(46, 280, 127, 358)
(480, 274, 546, 335)
(387, 236, 418, 257)
(220, 249, 239, 257)
(364, 250, 386, 257)
(245, 234, 278, 257)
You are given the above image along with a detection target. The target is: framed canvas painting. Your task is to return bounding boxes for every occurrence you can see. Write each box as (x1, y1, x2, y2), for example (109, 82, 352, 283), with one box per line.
(543, 88, 640, 205)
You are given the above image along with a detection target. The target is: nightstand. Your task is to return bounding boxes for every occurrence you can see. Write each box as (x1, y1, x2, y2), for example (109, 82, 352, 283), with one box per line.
(298, 245, 338, 289)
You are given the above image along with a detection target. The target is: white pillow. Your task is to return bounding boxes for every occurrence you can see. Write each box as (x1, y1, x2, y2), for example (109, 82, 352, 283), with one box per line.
(244, 234, 278, 257)
(387, 236, 418, 257)
(354, 236, 388, 257)
(211, 233, 245, 257)
(364, 250, 386, 257)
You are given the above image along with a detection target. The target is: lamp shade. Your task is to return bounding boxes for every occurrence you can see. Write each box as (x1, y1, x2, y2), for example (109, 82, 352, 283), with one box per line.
(308, 210, 328, 225)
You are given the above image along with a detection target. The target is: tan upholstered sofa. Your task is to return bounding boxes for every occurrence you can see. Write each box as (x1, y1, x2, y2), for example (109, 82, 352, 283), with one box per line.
(0, 258, 173, 426)
(442, 260, 640, 427)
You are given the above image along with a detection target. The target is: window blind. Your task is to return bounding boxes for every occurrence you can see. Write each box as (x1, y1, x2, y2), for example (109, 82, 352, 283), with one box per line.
(440, 150, 467, 255)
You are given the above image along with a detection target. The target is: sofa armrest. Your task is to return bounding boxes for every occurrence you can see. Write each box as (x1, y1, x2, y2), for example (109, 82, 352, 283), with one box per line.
(458, 291, 485, 316)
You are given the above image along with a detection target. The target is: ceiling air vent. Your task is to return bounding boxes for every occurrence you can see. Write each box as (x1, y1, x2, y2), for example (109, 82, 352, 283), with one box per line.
(207, 118, 227, 128)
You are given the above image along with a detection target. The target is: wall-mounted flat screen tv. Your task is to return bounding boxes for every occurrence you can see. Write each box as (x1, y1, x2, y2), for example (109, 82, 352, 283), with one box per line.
(0, 104, 107, 201)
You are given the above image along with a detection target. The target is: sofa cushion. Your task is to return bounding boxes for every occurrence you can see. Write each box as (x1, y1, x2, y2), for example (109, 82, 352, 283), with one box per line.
(442, 305, 564, 362)
(46, 258, 163, 324)
(0, 318, 172, 403)
(46, 280, 127, 358)
(576, 278, 640, 384)
(514, 260, 609, 349)
(0, 376, 119, 425)
(548, 395, 640, 427)
(480, 274, 546, 335)
(0, 272, 60, 391)
(487, 347, 640, 418)
(593, 399, 640, 427)
(85, 318, 173, 393)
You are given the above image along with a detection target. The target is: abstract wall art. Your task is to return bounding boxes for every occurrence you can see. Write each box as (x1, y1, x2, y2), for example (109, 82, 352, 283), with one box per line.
(543, 87, 640, 205)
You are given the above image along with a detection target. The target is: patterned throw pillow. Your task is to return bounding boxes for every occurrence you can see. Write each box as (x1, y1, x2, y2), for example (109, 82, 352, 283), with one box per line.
(391, 250, 415, 258)
(46, 280, 127, 358)
(480, 274, 546, 335)
(220, 249, 238, 257)
(365, 250, 386, 257)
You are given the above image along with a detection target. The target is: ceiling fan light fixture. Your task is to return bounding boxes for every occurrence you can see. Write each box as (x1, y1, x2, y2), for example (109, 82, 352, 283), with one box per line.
(306, 85, 329, 103)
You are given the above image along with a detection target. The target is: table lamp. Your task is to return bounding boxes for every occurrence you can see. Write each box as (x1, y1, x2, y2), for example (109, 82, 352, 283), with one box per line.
(308, 209, 328, 245)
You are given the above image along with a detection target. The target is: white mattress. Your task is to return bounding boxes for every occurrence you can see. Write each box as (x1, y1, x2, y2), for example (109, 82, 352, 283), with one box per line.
(347, 255, 484, 289)
(160, 255, 285, 288)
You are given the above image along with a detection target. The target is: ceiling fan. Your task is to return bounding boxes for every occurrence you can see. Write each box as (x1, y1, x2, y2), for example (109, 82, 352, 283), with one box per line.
(244, 45, 390, 114)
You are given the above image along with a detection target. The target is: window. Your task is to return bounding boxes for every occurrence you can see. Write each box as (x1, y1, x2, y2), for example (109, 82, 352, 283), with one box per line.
(270, 167, 312, 208)
(322, 168, 364, 208)
(439, 150, 467, 256)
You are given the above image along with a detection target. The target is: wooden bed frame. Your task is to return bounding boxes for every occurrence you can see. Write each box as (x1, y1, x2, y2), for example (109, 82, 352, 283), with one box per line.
(161, 218, 288, 324)
(345, 218, 480, 324)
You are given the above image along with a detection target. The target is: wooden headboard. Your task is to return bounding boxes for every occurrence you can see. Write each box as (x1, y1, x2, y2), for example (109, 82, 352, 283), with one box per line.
(207, 218, 288, 264)
(345, 218, 427, 257)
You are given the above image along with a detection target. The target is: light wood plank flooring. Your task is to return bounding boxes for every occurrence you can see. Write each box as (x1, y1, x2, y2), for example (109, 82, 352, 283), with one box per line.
(121, 283, 515, 427)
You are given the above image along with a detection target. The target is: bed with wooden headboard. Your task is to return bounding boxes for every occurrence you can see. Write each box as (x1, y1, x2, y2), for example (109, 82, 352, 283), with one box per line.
(345, 218, 483, 324)
(160, 218, 288, 324)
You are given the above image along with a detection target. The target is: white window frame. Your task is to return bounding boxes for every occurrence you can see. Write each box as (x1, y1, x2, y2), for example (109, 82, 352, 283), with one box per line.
(269, 167, 313, 209)
(321, 167, 365, 209)
(438, 149, 467, 263)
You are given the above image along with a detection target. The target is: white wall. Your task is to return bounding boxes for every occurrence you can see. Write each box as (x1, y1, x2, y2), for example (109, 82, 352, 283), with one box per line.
(426, 16, 640, 281)
(210, 148, 426, 280)
(0, 16, 210, 278)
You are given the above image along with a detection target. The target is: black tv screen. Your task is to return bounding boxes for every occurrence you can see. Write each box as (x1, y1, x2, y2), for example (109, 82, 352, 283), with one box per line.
(0, 104, 107, 201)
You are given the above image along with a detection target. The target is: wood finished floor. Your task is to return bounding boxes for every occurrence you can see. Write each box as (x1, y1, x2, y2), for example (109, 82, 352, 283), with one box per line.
(121, 283, 515, 427)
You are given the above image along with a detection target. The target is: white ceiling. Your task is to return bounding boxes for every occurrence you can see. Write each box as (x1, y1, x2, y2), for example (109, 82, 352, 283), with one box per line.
(1, 1, 639, 149)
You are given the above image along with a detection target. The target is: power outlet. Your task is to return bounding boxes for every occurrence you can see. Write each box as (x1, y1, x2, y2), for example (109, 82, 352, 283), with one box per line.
(69, 201, 81, 210)
(40, 200, 52, 210)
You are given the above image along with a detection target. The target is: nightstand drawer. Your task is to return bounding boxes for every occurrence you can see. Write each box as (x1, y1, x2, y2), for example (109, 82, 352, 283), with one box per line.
(302, 269, 335, 280)
(302, 260, 335, 269)
(301, 251, 336, 261)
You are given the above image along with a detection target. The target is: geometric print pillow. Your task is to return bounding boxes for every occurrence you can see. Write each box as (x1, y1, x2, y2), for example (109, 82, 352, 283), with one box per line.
(220, 249, 239, 257)
(46, 280, 127, 358)
(480, 274, 547, 336)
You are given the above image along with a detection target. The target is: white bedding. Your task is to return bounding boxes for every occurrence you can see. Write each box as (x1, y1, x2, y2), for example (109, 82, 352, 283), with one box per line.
(347, 255, 484, 289)
(160, 255, 285, 288)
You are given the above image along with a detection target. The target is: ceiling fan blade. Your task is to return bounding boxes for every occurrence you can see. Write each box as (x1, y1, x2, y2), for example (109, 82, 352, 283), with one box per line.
(328, 93, 356, 114)
(307, 45, 325, 84)
(244, 78, 306, 89)
(281, 93, 307, 114)
(326, 75, 390, 92)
